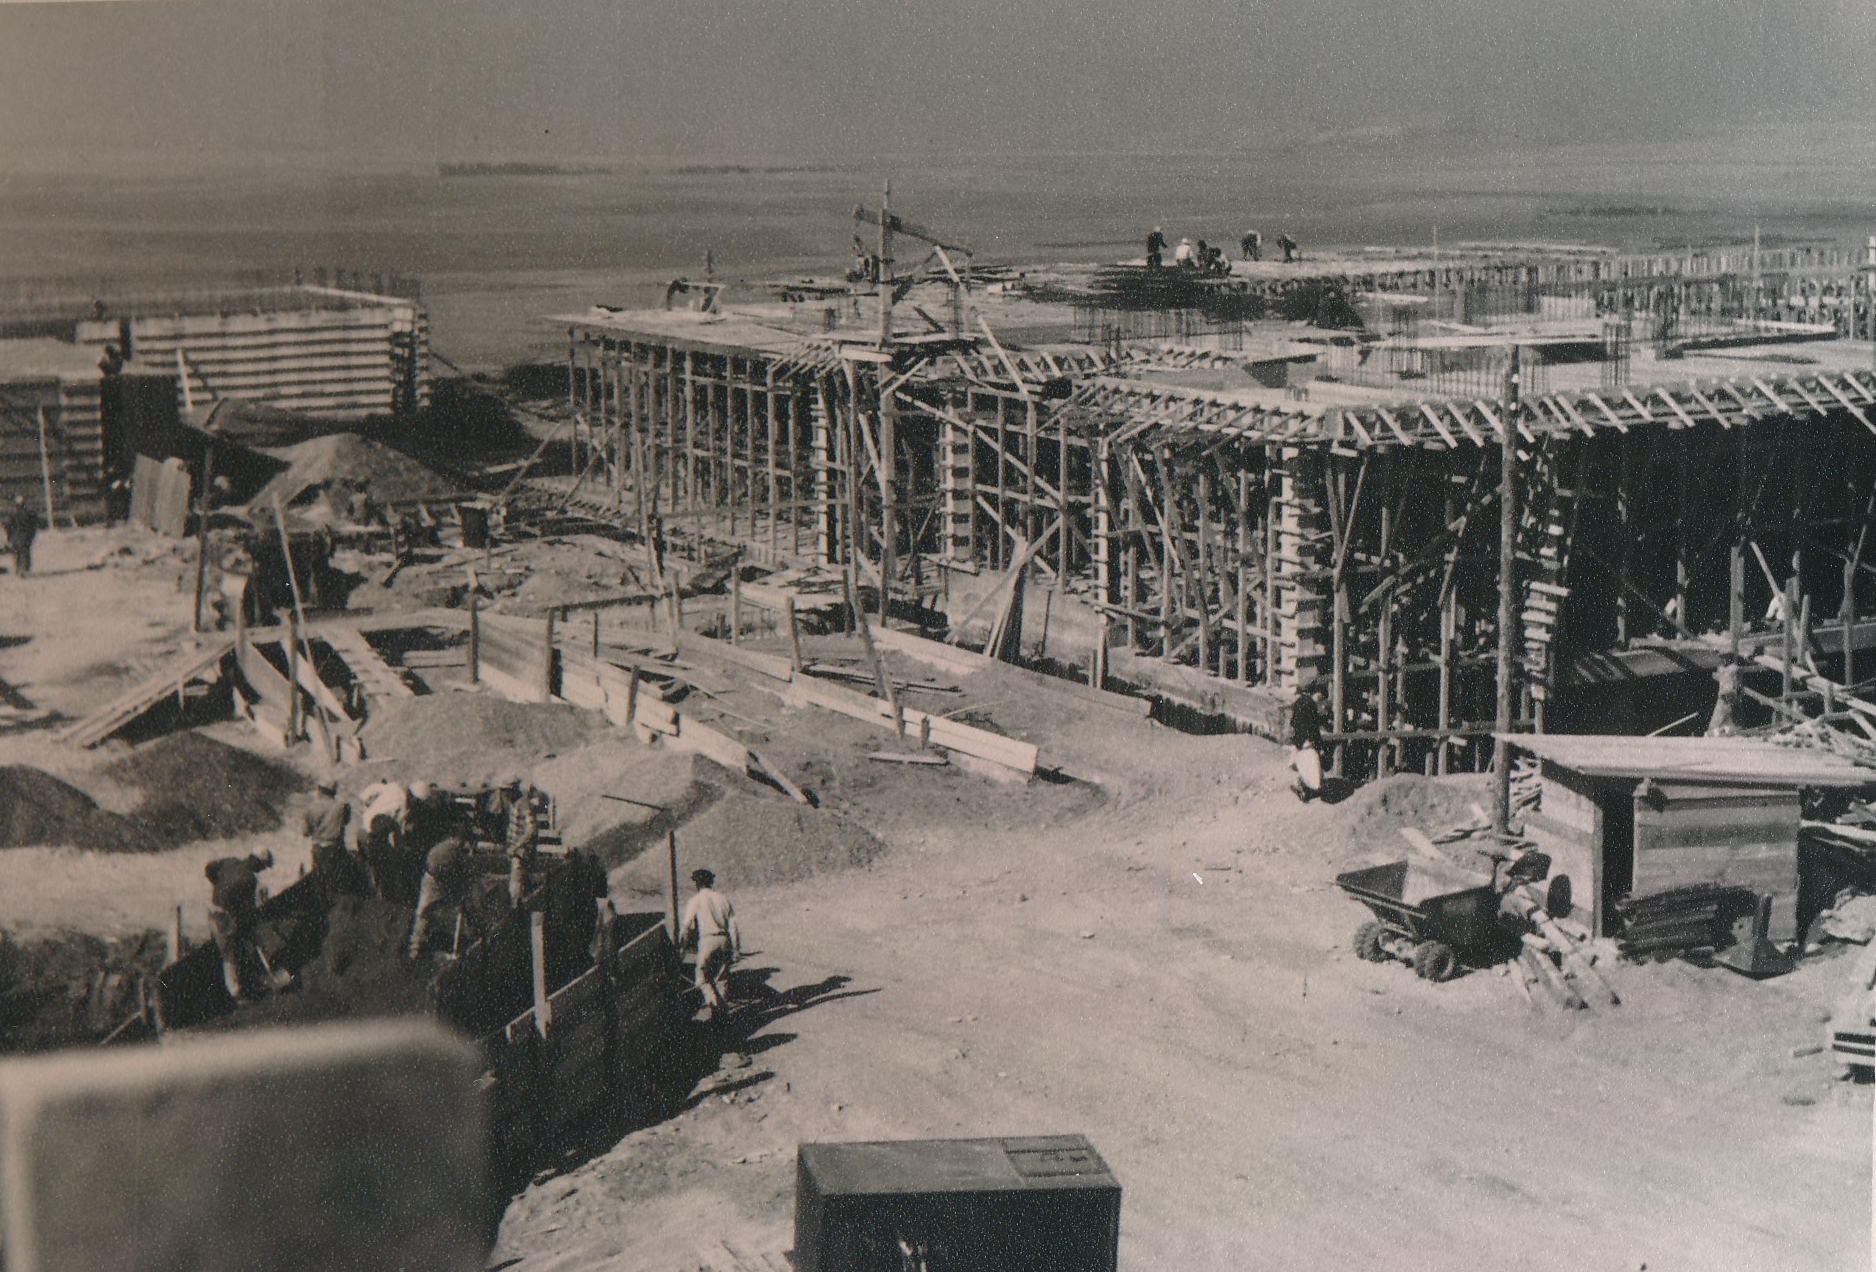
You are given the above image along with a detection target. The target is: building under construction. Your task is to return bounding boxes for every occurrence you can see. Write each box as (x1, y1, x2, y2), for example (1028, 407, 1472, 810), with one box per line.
(553, 207, 1876, 778)
(0, 276, 430, 521)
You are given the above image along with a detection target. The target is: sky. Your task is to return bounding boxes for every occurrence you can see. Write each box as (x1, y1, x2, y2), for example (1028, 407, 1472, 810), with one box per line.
(0, 0, 1873, 170)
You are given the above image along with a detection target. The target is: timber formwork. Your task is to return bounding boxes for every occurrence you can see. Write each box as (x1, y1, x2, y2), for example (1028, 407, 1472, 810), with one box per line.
(556, 245, 1876, 777)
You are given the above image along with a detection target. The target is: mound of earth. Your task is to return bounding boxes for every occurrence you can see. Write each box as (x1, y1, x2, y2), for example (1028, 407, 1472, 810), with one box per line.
(612, 787, 884, 896)
(204, 896, 437, 1032)
(361, 694, 600, 783)
(534, 742, 716, 868)
(0, 928, 169, 1051)
(0, 767, 148, 852)
(104, 732, 307, 847)
(251, 432, 466, 512)
(1339, 772, 1496, 861)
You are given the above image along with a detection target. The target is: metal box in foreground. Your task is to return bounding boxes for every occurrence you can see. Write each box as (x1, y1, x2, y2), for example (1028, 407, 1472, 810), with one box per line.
(794, 1135, 1120, 1272)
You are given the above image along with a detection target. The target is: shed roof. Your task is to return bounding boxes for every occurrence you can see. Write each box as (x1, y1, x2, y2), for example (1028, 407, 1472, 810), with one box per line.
(1504, 733, 1875, 787)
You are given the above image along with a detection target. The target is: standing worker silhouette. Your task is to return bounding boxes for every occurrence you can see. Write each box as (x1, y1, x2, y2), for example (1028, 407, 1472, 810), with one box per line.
(679, 868, 743, 1022)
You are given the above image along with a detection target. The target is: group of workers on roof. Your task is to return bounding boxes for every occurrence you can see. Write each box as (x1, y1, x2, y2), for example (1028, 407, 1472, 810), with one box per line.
(1145, 227, 1300, 272)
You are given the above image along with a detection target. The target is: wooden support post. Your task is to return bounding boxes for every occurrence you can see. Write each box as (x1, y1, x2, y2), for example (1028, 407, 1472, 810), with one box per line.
(467, 589, 480, 684)
(1236, 469, 1251, 685)
(191, 431, 216, 633)
(1845, 555, 1857, 690)
(1494, 346, 1521, 834)
(667, 828, 681, 943)
(1729, 542, 1744, 665)
(1782, 576, 1796, 701)
(167, 905, 183, 966)
(730, 567, 742, 645)
(529, 910, 551, 1037)
(592, 609, 600, 658)
(786, 595, 804, 673)
(1377, 599, 1393, 778)
(541, 611, 557, 702)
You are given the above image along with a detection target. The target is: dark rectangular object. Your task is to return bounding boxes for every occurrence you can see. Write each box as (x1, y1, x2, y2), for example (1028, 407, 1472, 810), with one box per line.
(794, 1135, 1120, 1272)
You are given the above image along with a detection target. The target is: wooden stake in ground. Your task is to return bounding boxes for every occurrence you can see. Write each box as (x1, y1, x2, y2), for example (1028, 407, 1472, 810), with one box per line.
(271, 496, 336, 759)
(851, 565, 906, 738)
(667, 828, 681, 943)
(785, 594, 804, 674)
(34, 405, 57, 531)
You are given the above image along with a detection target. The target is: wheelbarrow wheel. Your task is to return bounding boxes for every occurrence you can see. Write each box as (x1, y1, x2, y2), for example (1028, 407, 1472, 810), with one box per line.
(1353, 921, 1390, 963)
(1412, 940, 1459, 983)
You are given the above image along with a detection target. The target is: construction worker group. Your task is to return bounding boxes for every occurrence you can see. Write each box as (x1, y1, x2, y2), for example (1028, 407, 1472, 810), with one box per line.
(295, 772, 548, 962)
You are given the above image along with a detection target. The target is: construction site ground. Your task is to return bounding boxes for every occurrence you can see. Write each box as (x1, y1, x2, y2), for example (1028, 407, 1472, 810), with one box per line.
(1, 525, 1869, 1271)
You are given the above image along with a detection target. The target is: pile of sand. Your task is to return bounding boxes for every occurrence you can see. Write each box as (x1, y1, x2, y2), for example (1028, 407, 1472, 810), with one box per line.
(612, 786, 884, 897)
(204, 896, 437, 1033)
(0, 769, 145, 852)
(360, 694, 600, 784)
(104, 732, 306, 847)
(1340, 773, 1496, 862)
(534, 742, 715, 868)
(251, 433, 466, 512)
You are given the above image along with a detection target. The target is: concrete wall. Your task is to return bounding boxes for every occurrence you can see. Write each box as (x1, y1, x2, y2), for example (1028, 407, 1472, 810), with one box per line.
(77, 303, 429, 421)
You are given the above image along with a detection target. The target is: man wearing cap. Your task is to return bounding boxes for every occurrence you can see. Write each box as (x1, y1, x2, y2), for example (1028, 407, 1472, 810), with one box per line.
(679, 868, 742, 1021)
(301, 778, 358, 897)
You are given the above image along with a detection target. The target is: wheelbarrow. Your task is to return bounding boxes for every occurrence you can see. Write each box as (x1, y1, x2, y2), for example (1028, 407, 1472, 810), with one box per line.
(1335, 857, 1525, 983)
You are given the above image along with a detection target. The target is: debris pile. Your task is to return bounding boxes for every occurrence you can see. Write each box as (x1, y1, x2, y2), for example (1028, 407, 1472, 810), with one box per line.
(103, 732, 307, 846)
(250, 433, 466, 515)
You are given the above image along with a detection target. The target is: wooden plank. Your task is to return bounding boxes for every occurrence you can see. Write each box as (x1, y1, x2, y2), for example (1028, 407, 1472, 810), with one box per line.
(60, 639, 236, 747)
(782, 674, 1038, 773)
(870, 625, 1151, 717)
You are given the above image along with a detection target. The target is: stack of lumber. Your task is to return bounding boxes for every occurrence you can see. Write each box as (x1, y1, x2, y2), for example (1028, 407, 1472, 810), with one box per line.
(1504, 883, 1620, 1011)
(1614, 884, 1759, 958)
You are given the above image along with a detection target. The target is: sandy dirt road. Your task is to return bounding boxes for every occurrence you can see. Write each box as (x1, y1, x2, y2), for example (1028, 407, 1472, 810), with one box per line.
(495, 719, 1870, 1272)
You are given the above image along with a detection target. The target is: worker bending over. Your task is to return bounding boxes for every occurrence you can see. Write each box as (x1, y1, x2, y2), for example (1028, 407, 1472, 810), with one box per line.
(679, 868, 743, 1022)
(205, 851, 275, 1002)
(408, 831, 472, 958)
(356, 778, 411, 902)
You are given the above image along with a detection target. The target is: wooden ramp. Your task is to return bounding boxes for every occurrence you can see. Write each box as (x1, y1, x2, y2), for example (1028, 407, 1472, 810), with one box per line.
(318, 626, 416, 701)
(59, 640, 236, 748)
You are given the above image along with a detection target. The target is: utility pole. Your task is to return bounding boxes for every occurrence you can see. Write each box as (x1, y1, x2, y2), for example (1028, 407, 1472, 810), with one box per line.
(1493, 344, 1521, 835)
(877, 180, 896, 624)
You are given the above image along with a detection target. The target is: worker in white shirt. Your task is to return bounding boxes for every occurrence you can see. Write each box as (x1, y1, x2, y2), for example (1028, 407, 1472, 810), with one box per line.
(679, 868, 743, 1022)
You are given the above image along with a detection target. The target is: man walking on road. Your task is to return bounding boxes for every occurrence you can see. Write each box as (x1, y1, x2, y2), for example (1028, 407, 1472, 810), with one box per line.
(6, 497, 41, 577)
(679, 868, 742, 1022)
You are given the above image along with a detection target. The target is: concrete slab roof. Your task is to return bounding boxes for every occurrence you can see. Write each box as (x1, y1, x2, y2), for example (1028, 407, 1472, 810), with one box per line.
(1505, 733, 1875, 787)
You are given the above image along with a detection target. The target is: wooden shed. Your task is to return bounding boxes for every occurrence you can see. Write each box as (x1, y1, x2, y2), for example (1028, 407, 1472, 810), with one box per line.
(1508, 735, 1873, 943)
